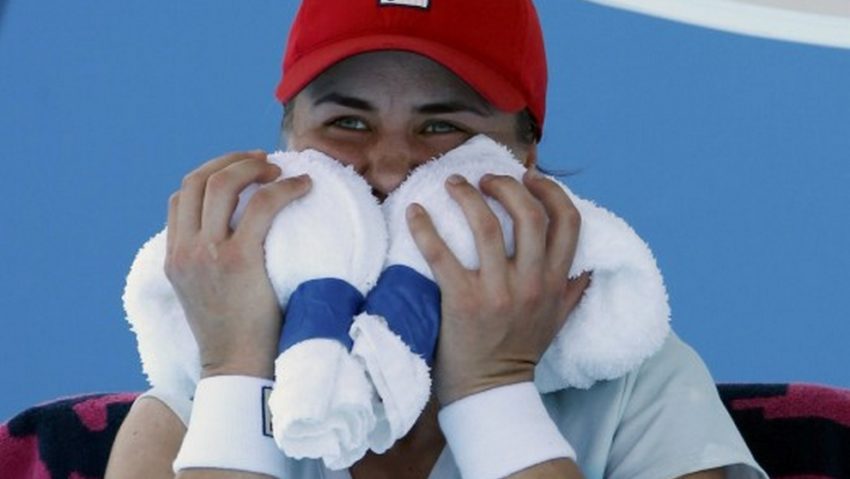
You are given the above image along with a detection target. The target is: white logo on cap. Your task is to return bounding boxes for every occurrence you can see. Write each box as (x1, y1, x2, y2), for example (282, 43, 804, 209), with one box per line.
(380, 0, 429, 8)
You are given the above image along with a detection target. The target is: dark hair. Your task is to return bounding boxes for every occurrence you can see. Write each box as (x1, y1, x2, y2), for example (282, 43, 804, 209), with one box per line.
(281, 103, 294, 136)
(516, 109, 540, 146)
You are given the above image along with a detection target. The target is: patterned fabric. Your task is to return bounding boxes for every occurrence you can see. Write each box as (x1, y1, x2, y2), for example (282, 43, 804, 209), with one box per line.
(0, 393, 138, 479)
(718, 383, 850, 479)
(1, 385, 848, 479)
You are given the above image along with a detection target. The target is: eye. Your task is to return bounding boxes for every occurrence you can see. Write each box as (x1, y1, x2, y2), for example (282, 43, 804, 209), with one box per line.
(422, 121, 461, 134)
(330, 117, 369, 131)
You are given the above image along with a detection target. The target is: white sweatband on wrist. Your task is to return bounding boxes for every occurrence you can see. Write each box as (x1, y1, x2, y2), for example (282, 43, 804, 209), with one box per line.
(173, 375, 285, 478)
(438, 382, 577, 479)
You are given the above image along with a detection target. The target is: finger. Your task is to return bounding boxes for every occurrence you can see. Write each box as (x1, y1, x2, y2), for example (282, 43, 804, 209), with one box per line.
(546, 271, 592, 335)
(166, 192, 180, 258)
(478, 174, 547, 274)
(445, 175, 508, 276)
(406, 203, 467, 287)
(174, 150, 268, 240)
(200, 158, 282, 242)
(523, 170, 581, 276)
(562, 271, 592, 317)
(232, 174, 312, 246)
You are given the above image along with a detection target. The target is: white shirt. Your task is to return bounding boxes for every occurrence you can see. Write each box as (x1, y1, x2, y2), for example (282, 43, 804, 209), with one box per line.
(141, 331, 767, 479)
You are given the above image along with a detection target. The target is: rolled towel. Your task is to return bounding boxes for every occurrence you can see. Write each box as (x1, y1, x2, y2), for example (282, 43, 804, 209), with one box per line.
(354, 135, 671, 433)
(260, 150, 386, 470)
(123, 148, 387, 469)
(350, 266, 439, 453)
(348, 136, 517, 448)
(350, 174, 454, 449)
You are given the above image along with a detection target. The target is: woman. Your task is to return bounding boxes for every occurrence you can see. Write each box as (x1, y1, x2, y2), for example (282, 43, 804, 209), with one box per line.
(106, 1, 766, 477)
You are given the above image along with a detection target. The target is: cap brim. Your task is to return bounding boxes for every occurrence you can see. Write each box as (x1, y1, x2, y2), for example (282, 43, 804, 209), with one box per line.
(276, 35, 526, 114)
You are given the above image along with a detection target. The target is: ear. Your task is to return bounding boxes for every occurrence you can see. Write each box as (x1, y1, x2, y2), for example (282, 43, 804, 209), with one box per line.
(522, 143, 539, 169)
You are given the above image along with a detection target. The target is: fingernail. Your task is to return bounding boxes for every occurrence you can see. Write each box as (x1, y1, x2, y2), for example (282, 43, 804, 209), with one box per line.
(297, 173, 311, 185)
(407, 203, 424, 220)
(447, 174, 466, 185)
(480, 173, 495, 184)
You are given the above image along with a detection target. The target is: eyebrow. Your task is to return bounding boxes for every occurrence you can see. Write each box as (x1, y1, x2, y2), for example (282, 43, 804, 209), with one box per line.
(416, 101, 490, 116)
(313, 92, 375, 111)
(312, 92, 490, 116)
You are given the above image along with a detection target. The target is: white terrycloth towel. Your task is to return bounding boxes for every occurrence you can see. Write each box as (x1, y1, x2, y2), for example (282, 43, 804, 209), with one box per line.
(124, 229, 199, 400)
(123, 148, 387, 469)
(359, 135, 671, 410)
(350, 305, 433, 453)
(259, 150, 386, 469)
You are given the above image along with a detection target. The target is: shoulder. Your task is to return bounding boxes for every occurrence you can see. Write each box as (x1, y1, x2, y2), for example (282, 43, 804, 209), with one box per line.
(541, 331, 716, 415)
(616, 330, 730, 440)
(628, 331, 716, 395)
(609, 332, 767, 479)
(542, 332, 766, 479)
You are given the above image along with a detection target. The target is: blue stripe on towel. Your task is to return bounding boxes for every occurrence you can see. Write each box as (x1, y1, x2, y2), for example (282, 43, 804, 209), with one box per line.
(365, 265, 441, 366)
(278, 278, 364, 352)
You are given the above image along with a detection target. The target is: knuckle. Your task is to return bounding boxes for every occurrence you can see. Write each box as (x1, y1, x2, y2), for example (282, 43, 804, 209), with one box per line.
(242, 149, 265, 158)
(519, 279, 545, 309)
(489, 293, 512, 315)
(524, 204, 547, 230)
(165, 241, 250, 278)
(216, 151, 243, 162)
(475, 214, 502, 240)
(539, 175, 559, 188)
(181, 172, 204, 189)
(537, 175, 561, 191)
(563, 205, 581, 229)
(248, 187, 277, 212)
(216, 244, 251, 270)
(420, 239, 446, 265)
(205, 171, 231, 193)
(538, 178, 566, 201)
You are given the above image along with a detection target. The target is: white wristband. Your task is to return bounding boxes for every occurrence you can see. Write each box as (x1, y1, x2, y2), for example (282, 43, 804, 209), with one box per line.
(438, 382, 576, 479)
(173, 375, 285, 478)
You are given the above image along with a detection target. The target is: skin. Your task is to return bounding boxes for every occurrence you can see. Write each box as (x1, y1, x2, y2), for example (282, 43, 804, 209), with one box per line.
(106, 52, 724, 479)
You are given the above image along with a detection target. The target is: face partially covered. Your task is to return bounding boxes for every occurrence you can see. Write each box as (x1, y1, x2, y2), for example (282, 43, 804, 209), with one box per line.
(284, 51, 536, 201)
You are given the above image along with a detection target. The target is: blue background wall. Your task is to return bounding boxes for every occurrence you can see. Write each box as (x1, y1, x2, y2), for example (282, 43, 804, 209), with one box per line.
(1, 1, 848, 421)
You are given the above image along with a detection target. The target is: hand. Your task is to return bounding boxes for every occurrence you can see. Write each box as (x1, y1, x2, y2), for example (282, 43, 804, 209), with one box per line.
(164, 150, 312, 379)
(407, 169, 591, 406)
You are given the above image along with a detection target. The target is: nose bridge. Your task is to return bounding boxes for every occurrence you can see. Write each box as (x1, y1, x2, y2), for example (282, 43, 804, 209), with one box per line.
(365, 130, 424, 193)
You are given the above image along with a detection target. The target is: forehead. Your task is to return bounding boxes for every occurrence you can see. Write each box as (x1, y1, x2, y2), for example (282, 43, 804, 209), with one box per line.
(302, 51, 491, 109)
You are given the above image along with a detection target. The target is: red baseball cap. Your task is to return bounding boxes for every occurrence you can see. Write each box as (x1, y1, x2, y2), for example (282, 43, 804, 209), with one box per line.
(275, 0, 548, 137)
